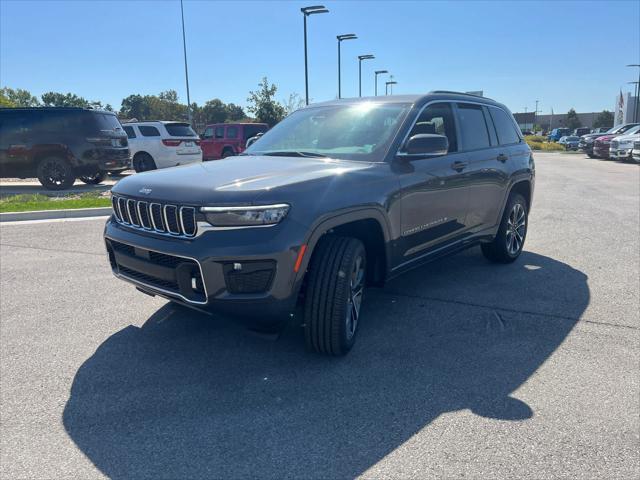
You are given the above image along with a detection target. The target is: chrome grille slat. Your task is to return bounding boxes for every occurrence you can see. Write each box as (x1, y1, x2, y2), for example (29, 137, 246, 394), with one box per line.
(111, 195, 196, 238)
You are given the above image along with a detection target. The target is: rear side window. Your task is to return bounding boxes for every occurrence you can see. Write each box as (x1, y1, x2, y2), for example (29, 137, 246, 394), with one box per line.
(243, 124, 268, 140)
(407, 103, 458, 152)
(456, 103, 490, 150)
(123, 126, 136, 138)
(91, 112, 122, 131)
(489, 107, 521, 145)
(0, 111, 36, 136)
(164, 123, 196, 137)
(139, 126, 161, 137)
(226, 126, 238, 139)
(215, 126, 225, 139)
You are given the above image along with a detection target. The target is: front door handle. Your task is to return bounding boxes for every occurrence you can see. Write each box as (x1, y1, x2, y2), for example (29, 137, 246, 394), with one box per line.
(497, 153, 508, 162)
(451, 161, 468, 172)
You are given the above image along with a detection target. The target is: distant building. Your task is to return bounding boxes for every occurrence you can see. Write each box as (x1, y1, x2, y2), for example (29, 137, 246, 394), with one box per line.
(513, 111, 601, 131)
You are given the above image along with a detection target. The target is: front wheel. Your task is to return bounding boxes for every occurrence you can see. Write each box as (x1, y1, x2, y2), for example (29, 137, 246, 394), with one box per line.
(303, 236, 366, 356)
(481, 193, 528, 263)
(79, 171, 106, 184)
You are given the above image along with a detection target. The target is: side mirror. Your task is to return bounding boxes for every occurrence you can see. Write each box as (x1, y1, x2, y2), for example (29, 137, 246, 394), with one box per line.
(402, 134, 449, 157)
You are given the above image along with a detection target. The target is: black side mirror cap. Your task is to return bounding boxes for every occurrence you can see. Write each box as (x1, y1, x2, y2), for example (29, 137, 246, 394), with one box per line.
(401, 134, 449, 158)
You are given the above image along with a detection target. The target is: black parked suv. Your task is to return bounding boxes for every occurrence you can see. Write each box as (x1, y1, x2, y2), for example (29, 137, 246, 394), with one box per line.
(0, 107, 130, 189)
(105, 92, 534, 355)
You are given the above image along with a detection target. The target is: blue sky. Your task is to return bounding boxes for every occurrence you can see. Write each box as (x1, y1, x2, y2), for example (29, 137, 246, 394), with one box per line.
(1, 0, 639, 115)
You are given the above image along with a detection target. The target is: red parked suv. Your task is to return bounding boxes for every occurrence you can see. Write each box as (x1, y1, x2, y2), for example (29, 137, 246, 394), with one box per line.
(200, 123, 269, 160)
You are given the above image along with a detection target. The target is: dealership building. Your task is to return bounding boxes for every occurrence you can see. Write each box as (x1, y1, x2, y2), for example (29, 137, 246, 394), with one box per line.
(512, 91, 638, 131)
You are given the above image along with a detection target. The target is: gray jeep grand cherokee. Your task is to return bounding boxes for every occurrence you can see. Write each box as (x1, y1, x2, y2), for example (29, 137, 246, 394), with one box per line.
(105, 91, 534, 355)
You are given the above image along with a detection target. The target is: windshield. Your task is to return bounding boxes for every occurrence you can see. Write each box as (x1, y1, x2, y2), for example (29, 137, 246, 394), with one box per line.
(245, 102, 410, 161)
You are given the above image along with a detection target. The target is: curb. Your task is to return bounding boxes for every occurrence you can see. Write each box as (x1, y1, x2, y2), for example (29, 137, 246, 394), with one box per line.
(0, 207, 112, 223)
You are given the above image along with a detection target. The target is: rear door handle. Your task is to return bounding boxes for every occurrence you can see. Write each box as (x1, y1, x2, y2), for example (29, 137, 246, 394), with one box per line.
(451, 161, 468, 172)
(497, 153, 508, 162)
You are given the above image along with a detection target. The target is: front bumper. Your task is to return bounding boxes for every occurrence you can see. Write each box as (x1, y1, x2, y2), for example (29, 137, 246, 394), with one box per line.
(593, 144, 610, 158)
(104, 217, 307, 324)
(632, 149, 640, 162)
(610, 147, 633, 160)
(578, 141, 594, 153)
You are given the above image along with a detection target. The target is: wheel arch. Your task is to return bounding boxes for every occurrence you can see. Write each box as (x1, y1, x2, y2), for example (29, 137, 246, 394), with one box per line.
(296, 208, 392, 288)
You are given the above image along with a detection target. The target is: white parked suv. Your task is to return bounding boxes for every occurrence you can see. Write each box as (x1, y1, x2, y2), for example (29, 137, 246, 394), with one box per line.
(122, 121, 202, 172)
(609, 127, 640, 162)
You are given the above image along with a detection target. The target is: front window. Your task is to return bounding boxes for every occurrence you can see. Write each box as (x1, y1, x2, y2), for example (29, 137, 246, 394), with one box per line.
(245, 102, 410, 161)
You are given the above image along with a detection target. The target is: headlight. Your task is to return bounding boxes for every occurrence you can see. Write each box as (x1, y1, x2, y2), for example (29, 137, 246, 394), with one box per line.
(201, 204, 290, 227)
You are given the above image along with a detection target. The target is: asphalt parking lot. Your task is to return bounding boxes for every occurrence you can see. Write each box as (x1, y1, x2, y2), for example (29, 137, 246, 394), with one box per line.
(0, 151, 638, 479)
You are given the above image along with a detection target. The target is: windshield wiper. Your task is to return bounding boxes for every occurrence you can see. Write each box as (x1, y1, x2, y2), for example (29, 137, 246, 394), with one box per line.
(260, 151, 327, 158)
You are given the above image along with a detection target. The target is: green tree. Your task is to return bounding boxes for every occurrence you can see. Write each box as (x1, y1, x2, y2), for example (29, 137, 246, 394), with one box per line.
(565, 108, 581, 130)
(1, 87, 40, 107)
(593, 110, 614, 129)
(201, 99, 228, 124)
(225, 103, 246, 121)
(119, 91, 187, 121)
(247, 77, 286, 127)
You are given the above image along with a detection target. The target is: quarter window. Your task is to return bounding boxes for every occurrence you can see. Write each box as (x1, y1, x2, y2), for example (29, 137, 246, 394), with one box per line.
(489, 107, 521, 145)
(407, 102, 458, 152)
(138, 126, 161, 137)
(456, 104, 490, 150)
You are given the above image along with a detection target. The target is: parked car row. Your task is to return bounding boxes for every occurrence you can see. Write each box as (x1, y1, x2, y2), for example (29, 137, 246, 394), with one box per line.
(577, 123, 640, 161)
(0, 106, 272, 189)
(547, 127, 600, 142)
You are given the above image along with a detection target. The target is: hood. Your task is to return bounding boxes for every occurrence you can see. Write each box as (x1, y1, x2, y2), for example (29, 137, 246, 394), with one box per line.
(112, 155, 373, 205)
(613, 133, 640, 143)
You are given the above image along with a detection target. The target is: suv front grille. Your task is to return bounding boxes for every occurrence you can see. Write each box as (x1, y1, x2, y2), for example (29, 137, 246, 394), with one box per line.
(634, 141, 640, 149)
(111, 195, 197, 237)
(611, 140, 619, 149)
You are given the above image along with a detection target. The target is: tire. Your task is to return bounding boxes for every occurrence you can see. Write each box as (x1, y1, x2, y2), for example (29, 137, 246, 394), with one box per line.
(303, 236, 366, 356)
(221, 148, 234, 159)
(79, 171, 106, 184)
(36, 156, 75, 190)
(133, 153, 156, 173)
(481, 193, 528, 264)
(587, 153, 595, 158)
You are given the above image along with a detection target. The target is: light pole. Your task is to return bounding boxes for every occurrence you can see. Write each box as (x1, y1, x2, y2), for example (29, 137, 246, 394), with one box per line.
(627, 64, 640, 122)
(180, 0, 192, 125)
(385, 80, 397, 95)
(358, 54, 374, 97)
(374, 70, 388, 96)
(534, 100, 539, 132)
(301, 5, 329, 106)
(524, 106, 528, 131)
(337, 34, 357, 99)
(629, 82, 639, 122)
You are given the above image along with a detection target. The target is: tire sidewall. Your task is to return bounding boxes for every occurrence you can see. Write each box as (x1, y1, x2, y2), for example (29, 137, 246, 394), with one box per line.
(339, 242, 366, 352)
(500, 194, 528, 260)
(37, 156, 75, 190)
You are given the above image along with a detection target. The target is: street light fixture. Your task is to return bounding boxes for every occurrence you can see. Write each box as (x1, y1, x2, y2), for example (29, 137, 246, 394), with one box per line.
(374, 70, 388, 96)
(627, 63, 640, 122)
(337, 34, 357, 99)
(357, 54, 375, 97)
(180, 0, 192, 125)
(385, 80, 397, 95)
(301, 5, 329, 106)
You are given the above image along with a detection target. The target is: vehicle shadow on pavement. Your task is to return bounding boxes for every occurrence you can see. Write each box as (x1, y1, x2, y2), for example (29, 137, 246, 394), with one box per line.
(63, 249, 589, 479)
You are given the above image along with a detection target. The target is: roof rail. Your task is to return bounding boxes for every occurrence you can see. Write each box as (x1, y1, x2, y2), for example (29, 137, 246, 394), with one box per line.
(429, 90, 493, 100)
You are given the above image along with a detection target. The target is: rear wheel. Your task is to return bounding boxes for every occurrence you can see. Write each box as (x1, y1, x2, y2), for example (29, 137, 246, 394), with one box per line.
(303, 236, 366, 356)
(133, 152, 156, 173)
(36, 156, 75, 190)
(481, 193, 528, 263)
(221, 148, 234, 158)
(79, 171, 106, 184)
